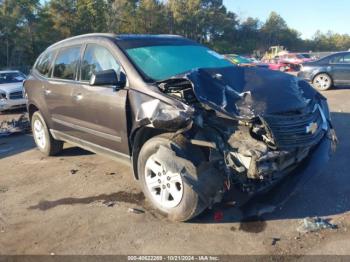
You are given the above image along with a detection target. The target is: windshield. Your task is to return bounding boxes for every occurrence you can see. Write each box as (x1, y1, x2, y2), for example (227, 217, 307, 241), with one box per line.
(126, 45, 231, 81)
(0, 72, 26, 84)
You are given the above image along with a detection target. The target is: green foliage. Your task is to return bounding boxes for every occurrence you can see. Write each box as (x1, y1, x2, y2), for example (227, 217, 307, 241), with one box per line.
(1, 1, 350, 69)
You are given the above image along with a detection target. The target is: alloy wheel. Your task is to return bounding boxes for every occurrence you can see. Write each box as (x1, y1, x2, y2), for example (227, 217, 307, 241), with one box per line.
(144, 155, 184, 209)
(313, 74, 331, 90)
(33, 119, 46, 149)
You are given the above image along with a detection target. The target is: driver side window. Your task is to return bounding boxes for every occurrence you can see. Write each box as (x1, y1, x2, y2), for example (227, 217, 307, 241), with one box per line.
(81, 44, 121, 81)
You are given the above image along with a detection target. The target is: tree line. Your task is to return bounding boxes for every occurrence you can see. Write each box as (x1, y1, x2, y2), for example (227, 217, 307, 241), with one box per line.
(1, 0, 350, 70)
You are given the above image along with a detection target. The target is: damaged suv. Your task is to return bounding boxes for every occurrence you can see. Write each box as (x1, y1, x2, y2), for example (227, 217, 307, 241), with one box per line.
(25, 34, 337, 221)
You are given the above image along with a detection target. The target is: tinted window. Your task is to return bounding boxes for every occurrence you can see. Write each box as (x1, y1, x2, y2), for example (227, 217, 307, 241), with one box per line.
(330, 55, 342, 63)
(36, 51, 55, 77)
(81, 44, 120, 81)
(53, 46, 81, 80)
(343, 54, 350, 64)
(0, 72, 26, 84)
(330, 54, 350, 64)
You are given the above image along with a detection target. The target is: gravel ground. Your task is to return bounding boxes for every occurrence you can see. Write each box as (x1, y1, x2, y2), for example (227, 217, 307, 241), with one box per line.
(0, 84, 350, 255)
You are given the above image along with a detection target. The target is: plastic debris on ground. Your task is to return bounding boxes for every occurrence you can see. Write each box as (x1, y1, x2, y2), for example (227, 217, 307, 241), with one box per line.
(297, 217, 338, 233)
(128, 208, 145, 214)
(0, 114, 30, 136)
(0, 186, 8, 193)
(69, 169, 78, 175)
(271, 237, 281, 246)
(104, 201, 116, 207)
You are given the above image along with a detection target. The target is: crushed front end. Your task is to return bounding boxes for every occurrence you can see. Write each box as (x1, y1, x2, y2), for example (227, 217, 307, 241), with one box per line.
(155, 67, 337, 207)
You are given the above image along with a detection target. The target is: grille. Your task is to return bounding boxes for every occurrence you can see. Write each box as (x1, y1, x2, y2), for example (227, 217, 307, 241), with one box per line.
(262, 105, 326, 148)
(9, 91, 23, 100)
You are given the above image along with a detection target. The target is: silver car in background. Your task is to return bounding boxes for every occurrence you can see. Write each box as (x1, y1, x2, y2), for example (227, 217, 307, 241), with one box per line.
(0, 70, 27, 112)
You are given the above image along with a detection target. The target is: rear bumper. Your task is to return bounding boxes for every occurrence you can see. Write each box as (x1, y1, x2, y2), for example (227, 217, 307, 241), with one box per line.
(0, 98, 27, 111)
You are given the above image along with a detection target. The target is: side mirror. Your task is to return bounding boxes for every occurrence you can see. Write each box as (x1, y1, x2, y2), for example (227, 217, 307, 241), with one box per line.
(89, 69, 126, 89)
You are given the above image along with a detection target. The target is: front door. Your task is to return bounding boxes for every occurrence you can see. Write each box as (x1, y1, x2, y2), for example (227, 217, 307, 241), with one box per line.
(68, 43, 129, 155)
(45, 45, 82, 137)
(330, 53, 350, 85)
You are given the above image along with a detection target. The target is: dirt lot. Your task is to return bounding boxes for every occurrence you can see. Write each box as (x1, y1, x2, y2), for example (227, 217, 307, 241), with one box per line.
(1, 86, 350, 255)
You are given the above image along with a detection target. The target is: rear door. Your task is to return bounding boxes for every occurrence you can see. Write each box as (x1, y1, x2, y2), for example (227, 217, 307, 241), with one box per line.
(68, 43, 129, 155)
(330, 53, 350, 84)
(45, 45, 82, 137)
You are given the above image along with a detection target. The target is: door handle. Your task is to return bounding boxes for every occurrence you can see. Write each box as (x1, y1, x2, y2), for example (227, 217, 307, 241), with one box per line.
(73, 93, 83, 101)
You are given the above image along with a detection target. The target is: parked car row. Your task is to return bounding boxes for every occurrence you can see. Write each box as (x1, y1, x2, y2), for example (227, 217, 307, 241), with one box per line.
(225, 51, 350, 91)
(225, 53, 314, 72)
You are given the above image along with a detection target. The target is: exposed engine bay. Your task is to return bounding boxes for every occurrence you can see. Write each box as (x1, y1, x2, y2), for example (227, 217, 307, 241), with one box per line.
(149, 67, 337, 206)
(128, 66, 338, 209)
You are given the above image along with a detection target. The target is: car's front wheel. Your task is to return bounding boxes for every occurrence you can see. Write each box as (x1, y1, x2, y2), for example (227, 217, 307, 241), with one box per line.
(137, 134, 208, 222)
(312, 73, 332, 91)
(31, 111, 63, 156)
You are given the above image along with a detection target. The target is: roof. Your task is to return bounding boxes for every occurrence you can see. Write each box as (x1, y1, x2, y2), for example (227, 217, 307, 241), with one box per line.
(116, 34, 184, 40)
(47, 33, 117, 49)
(332, 51, 350, 55)
(115, 34, 197, 49)
(46, 33, 196, 51)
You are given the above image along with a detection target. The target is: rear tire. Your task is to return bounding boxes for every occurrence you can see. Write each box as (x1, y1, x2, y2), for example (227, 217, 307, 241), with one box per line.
(312, 73, 332, 91)
(31, 111, 63, 156)
(137, 134, 208, 222)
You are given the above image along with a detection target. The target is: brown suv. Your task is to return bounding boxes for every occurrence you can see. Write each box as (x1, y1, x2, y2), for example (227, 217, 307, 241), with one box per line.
(25, 34, 337, 221)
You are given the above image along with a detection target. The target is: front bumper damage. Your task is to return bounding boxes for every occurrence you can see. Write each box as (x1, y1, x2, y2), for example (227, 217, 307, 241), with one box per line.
(223, 129, 336, 206)
(0, 97, 27, 111)
(130, 66, 337, 208)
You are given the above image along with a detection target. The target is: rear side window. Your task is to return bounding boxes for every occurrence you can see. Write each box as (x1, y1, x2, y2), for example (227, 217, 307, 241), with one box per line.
(36, 51, 55, 77)
(330, 54, 347, 64)
(53, 46, 81, 80)
(342, 54, 350, 64)
(80, 44, 120, 81)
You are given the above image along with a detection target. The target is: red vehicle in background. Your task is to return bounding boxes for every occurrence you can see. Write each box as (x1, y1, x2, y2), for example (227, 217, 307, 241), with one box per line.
(263, 54, 312, 73)
(280, 53, 312, 65)
(261, 58, 291, 72)
(297, 53, 314, 63)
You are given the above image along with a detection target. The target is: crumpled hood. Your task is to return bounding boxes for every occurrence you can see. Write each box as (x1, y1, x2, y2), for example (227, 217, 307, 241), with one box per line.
(185, 66, 318, 119)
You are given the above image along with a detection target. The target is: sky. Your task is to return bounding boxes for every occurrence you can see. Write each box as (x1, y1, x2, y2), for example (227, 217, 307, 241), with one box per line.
(223, 0, 349, 39)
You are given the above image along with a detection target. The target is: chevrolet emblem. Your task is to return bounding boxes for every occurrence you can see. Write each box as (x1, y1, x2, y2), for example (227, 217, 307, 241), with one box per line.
(306, 122, 318, 134)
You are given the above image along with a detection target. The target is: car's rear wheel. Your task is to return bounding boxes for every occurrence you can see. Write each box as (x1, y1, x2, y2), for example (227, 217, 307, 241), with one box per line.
(312, 73, 332, 91)
(137, 134, 208, 222)
(31, 111, 63, 156)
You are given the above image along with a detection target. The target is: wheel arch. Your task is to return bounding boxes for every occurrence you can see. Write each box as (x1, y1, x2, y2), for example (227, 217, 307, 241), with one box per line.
(28, 103, 39, 121)
(130, 126, 168, 180)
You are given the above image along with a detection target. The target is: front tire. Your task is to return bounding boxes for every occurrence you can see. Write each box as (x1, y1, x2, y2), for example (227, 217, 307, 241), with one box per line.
(31, 111, 63, 156)
(312, 73, 332, 91)
(137, 134, 207, 222)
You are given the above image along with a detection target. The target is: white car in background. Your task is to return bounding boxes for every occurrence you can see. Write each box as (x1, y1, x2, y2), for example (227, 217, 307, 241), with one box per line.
(0, 70, 27, 112)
